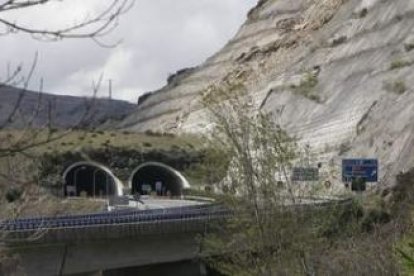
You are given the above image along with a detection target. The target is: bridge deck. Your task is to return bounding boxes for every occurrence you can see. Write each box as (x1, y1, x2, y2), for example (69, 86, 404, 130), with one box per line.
(2, 203, 227, 244)
(2, 197, 352, 244)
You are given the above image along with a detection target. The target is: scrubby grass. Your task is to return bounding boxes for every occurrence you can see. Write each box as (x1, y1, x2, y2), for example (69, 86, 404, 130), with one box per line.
(303, 0, 346, 30)
(390, 59, 412, 70)
(383, 79, 407, 95)
(289, 72, 322, 103)
(405, 43, 414, 52)
(397, 231, 414, 275)
(0, 129, 203, 155)
(0, 193, 105, 219)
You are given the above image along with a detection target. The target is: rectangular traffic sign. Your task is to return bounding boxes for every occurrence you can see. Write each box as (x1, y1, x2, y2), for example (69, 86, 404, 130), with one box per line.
(342, 159, 378, 182)
(291, 167, 319, 182)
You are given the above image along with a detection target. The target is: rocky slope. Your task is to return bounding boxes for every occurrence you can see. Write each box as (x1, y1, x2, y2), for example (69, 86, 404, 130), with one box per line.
(119, 0, 414, 187)
(0, 85, 136, 128)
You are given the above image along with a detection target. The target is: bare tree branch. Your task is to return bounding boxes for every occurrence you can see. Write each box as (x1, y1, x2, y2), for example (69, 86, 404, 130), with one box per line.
(0, 0, 134, 46)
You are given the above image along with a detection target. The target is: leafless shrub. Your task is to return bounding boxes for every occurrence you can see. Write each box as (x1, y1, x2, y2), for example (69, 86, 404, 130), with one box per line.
(198, 68, 405, 275)
(0, 1, 133, 273)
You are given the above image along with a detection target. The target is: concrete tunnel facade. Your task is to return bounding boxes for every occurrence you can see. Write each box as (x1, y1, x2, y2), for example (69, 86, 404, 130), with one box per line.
(129, 162, 190, 197)
(62, 161, 190, 198)
(63, 161, 124, 197)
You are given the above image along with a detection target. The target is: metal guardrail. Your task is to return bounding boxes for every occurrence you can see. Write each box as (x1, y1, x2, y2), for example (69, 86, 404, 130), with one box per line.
(1, 198, 353, 239)
(0, 204, 229, 232)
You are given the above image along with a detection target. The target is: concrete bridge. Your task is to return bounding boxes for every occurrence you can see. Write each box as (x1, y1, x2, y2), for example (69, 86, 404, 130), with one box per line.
(3, 198, 352, 275)
(3, 160, 213, 275)
(3, 204, 227, 276)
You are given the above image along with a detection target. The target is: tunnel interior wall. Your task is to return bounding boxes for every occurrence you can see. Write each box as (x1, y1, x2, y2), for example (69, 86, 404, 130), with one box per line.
(64, 164, 117, 197)
(131, 165, 183, 196)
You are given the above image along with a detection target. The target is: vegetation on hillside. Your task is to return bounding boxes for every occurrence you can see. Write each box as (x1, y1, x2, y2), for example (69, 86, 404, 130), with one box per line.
(0, 129, 204, 214)
(0, 129, 201, 154)
(196, 72, 414, 275)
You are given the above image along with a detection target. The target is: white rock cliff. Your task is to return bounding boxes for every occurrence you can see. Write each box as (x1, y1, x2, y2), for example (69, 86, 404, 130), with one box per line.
(119, 0, 414, 186)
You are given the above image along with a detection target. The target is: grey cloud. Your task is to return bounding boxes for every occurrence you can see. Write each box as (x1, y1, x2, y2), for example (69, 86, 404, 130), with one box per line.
(0, 0, 257, 102)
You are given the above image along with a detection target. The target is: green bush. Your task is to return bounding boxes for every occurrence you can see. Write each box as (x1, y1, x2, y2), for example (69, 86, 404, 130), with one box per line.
(5, 188, 23, 203)
(338, 142, 351, 155)
(397, 233, 414, 274)
(308, 94, 322, 103)
(360, 208, 391, 232)
(290, 72, 322, 103)
(384, 79, 407, 95)
(390, 59, 411, 70)
(171, 144, 181, 150)
(144, 130, 162, 137)
(359, 8, 368, 18)
(405, 43, 414, 52)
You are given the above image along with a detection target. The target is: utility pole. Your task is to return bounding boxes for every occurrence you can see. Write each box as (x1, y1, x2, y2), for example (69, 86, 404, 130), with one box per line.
(108, 79, 112, 100)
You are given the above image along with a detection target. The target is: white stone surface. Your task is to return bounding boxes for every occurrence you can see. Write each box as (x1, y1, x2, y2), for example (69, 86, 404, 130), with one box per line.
(119, 0, 414, 187)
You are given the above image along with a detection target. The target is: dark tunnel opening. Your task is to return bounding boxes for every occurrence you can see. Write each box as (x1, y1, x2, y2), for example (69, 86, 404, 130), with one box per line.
(131, 165, 184, 197)
(64, 164, 116, 197)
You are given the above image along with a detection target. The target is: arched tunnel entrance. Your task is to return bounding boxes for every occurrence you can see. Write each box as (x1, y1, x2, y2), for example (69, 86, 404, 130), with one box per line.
(63, 162, 123, 197)
(129, 162, 190, 197)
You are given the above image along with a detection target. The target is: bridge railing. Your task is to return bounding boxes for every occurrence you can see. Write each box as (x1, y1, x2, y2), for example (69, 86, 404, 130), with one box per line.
(1, 198, 353, 244)
(0, 204, 229, 232)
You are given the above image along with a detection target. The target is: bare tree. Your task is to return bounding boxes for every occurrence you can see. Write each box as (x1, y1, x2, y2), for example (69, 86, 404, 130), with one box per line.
(197, 69, 402, 275)
(198, 71, 308, 275)
(0, 0, 133, 44)
(0, 0, 134, 154)
(200, 69, 298, 202)
(0, 2, 133, 273)
(0, 0, 134, 164)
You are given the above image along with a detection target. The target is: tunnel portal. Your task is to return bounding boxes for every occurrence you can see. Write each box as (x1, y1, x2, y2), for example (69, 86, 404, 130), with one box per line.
(63, 162, 122, 197)
(130, 162, 190, 197)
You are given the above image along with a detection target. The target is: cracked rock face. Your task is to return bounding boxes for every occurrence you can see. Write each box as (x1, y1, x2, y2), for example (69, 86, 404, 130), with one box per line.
(118, 0, 414, 187)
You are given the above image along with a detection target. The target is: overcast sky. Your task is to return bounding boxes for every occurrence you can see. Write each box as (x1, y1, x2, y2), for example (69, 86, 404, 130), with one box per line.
(0, 0, 257, 102)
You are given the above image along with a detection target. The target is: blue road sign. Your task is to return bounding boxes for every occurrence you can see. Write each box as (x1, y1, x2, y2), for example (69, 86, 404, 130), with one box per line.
(342, 159, 378, 182)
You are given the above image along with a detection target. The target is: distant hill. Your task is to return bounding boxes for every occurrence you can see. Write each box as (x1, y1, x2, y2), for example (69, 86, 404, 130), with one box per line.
(0, 85, 136, 128)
